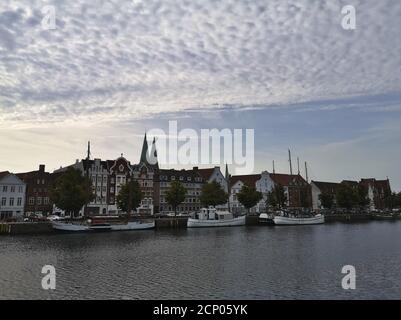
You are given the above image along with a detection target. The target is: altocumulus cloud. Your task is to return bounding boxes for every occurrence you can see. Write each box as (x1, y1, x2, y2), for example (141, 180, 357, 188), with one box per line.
(0, 0, 401, 127)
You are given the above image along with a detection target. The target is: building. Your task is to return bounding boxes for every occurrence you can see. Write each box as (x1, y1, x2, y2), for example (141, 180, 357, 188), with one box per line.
(0, 171, 26, 220)
(229, 171, 273, 214)
(196, 166, 228, 210)
(269, 173, 311, 208)
(311, 181, 340, 210)
(16, 165, 54, 216)
(132, 134, 159, 215)
(158, 168, 204, 214)
(360, 178, 391, 210)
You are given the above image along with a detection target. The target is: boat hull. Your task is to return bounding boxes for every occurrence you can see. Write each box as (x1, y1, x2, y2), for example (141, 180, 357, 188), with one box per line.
(187, 215, 246, 228)
(273, 215, 324, 225)
(52, 221, 155, 232)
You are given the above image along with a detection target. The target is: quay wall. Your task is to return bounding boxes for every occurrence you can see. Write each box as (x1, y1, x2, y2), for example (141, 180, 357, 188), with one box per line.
(324, 213, 372, 223)
(0, 222, 54, 235)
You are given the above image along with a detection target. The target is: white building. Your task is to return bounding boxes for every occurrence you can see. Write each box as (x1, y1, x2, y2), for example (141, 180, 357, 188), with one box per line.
(197, 166, 228, 210)
(0, 171, 26, 220)
(229, 171, 274, 214)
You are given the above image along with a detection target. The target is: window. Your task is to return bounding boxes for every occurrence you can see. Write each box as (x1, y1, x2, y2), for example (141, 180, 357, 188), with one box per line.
(37, 197, 42, 205)
(1, 198, 6, 206)
(17, 198, 22, 206)
(10, 186, 15, 192)
(18, 186, 23, 193)
(2, 186, 7, 192)
(9, 198, 14, 206)
(179, 176, 184, 181)
(44, 197, 49, 205)
(42, 179, 45, 185)
(37, 179, 40, 185)
(29, 197, 34, 205)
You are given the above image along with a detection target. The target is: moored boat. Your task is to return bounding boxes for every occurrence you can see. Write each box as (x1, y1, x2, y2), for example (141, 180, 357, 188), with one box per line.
(187, 206, 246, 228)
(273, 211, 324, 225)
(259, 213, 274, 225)
(52, 216, 155, 232)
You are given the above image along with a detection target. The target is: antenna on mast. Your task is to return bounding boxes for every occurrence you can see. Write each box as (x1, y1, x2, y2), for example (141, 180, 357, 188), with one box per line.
(288, 149, 293, 175)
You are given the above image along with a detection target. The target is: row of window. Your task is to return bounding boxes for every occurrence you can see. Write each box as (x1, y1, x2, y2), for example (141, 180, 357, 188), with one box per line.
(1, 197, 23, 207)
(2, 186, 24, 193)
(28, 197, 50, 206)
(160, 175, 202, 182)
(160, 205, 201, 212)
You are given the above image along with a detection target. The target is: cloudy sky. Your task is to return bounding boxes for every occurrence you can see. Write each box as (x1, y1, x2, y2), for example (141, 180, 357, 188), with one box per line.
(1, 0, 401, 189)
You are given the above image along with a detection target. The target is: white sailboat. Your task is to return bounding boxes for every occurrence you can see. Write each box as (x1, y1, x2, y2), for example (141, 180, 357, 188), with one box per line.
(187, 206, 246, 228)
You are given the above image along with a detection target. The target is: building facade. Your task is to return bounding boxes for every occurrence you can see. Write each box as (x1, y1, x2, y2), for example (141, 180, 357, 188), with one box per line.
(0, 171, 26, 220)
(17, 165, 54, 216)
(158, 168, 204, 214)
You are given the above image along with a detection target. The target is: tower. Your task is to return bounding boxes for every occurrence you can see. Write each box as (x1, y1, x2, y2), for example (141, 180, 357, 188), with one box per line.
(140, 133, 149, 164)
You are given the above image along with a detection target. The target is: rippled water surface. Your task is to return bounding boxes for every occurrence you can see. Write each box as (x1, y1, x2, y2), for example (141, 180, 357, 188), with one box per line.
(1, 221, 401, 299)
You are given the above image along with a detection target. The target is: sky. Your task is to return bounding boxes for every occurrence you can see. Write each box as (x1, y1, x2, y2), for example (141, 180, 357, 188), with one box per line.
(1, 0, 401, 190)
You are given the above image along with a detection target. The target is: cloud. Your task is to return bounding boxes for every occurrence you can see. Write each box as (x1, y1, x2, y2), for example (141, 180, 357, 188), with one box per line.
(0, 0, 400, 126)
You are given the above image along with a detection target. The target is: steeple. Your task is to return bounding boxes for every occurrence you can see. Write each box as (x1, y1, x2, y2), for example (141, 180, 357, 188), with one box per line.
(140, 133, 149, 164)
(149, 137, 159, 168)
(225, 163, 229, 180)
(86, 141, 91, 160)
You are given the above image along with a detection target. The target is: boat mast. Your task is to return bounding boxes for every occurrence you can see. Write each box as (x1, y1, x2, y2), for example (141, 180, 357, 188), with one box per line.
(305, 161, 309, 183)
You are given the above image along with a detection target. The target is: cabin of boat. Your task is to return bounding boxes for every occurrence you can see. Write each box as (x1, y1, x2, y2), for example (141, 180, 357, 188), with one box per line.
(195, 206, 235, 221)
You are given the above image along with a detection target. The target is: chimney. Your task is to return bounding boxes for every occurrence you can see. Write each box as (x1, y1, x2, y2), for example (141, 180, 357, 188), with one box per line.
(39, 164, 45, 173)
(193, 166, 199, 171)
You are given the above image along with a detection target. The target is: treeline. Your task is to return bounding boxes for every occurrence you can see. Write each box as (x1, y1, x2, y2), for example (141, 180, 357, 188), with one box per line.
(319, 184, 401, 210)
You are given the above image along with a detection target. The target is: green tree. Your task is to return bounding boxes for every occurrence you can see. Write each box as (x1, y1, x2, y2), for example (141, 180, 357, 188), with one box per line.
(336, 184, 358, 210)
(319, 192, 334, 209)
(116, 180, 143, 214)
(200, 181, 228, 207)
(49, 167, 94, 218)
(357, 185, 370, 209)
(166, 180, 187, 215)
(267, 184, 286, 209)
(237, 185, 263, 214)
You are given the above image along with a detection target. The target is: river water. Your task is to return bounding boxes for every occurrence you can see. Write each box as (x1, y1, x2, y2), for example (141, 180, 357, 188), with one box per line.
(1, 221, 401, 299)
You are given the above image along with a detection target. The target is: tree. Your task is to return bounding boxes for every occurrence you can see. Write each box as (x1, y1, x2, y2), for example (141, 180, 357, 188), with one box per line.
(267, 184, 286, 209)
(49, 167, 94, 218)
(200, 181, 228, 207)
(116, 180, 143, 214)
(336, 184, 358, 210)
(357, 185, 370, 209)
(319, 192, 334, 209)
(237, 185, 263, 214)
(165, 180, 187, 215)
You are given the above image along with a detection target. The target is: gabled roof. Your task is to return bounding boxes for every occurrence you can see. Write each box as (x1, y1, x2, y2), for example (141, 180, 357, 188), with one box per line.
(230, 174, 261, 188)
(311, 180, 340, 193)
(270, 173, 307, 186)
(197, 168, 216, 180)
(0, 171, 10, 180)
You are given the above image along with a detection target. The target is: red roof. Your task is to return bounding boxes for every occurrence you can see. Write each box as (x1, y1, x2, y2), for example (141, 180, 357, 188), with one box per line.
(0, 171, 10, 180)
(230, 174, 261, 188)
(270, 173, 307, 186)
(197, 168, 215, 180)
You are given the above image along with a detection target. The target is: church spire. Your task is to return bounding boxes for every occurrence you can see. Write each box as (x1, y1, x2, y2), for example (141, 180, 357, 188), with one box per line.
(149, 137, 159, 168)
(140, 133, 149, 164)
(86, 141, 91, 160)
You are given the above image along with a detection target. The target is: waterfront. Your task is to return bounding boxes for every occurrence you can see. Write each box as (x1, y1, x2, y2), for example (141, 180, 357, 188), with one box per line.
(1, 221, 401, 299)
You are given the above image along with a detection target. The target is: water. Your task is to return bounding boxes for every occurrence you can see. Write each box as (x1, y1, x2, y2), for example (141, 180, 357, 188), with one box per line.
(1, 221, 401, 299)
